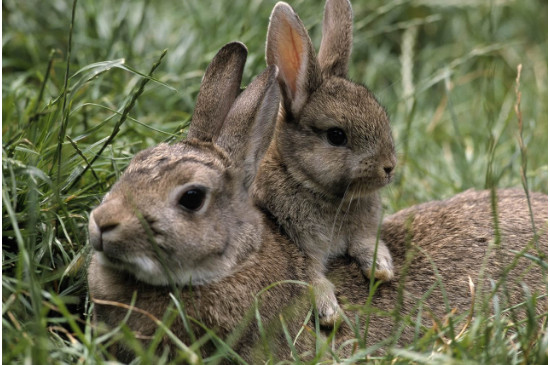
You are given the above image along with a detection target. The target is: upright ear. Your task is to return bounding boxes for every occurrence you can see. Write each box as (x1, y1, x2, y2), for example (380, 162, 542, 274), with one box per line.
(216, 66, 280, 188)
(187, 42, 247, 142)
(266, 2, 322, 117)
(318, 0, 353, 78)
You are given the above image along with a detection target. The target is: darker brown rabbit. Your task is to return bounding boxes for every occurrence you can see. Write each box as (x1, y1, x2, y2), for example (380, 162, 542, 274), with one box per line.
(252, 0, 396, 327)
(87, 44, 547, 363)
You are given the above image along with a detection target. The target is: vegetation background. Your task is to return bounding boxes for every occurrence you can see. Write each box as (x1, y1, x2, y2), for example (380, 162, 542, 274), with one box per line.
(2, 0, 547, 363)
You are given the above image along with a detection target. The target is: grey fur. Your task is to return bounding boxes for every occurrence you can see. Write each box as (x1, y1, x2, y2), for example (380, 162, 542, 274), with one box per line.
(253, 0, 396, 326)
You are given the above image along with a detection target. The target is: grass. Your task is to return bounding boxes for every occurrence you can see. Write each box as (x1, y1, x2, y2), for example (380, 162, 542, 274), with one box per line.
(2, 0, 547, 363)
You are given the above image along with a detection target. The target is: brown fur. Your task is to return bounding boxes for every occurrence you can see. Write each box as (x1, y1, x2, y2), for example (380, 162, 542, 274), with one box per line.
(332, 188, 548, 353)
(89, 187, 548, 361)
(88, 221, 311, 362)
(87, 42, 307, 362)
(87, 43, 547, 363)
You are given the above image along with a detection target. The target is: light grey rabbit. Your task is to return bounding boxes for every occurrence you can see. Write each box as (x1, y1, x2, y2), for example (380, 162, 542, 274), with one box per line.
(252, 0, 396, 327)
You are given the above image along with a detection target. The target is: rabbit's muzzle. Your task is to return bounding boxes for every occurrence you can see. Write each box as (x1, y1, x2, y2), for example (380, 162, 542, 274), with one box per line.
(88, 198, 137, 256)
(89, 210, 120, 252)
(88, 211, 104, 252)
(355, 154, 396, 187)
(88, 199, 172, 286)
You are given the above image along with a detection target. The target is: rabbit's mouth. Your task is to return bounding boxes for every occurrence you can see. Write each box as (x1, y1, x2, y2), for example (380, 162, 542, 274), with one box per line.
(95, 249, 231, 287)
(95, 251, 139, 274)
(94, 251, 133, 274)
(95, 251, 175, 286)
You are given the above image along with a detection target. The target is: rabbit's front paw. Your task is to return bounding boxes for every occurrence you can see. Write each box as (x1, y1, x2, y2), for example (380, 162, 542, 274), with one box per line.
(364, 252, 394, 282)
(316, 291, 341, 328)
(313, 279, 341, 327)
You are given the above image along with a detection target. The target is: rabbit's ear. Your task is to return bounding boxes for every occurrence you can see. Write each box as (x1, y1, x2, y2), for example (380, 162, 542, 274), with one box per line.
(318, 0, 353, 78)
(216, 65, 280, 188)
(187, 42, 247, 142)
(266, 2, 322, 117)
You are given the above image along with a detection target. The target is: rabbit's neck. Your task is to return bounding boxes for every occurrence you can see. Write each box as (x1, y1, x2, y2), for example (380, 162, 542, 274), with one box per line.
(253, 147, 381, 253)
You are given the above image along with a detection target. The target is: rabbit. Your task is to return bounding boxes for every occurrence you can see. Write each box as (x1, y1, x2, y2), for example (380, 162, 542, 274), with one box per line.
(87, 42, 314, 362)
(89, 176, 548, 360)
(251, 0, 397, 327)
(87, 46, 548, 365)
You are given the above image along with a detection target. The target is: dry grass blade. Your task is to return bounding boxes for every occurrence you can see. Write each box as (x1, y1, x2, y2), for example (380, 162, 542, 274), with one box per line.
(91, 297, 201, 364)
(455, 276, 476, 340)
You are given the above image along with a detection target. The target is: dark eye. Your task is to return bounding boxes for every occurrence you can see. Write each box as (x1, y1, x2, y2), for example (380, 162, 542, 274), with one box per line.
(179, 188, 206, 211)
(326, 127, 347, 146)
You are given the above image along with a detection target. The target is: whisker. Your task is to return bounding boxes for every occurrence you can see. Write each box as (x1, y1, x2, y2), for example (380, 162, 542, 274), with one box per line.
(330, 180, 352, 241)
(336, 194, 354, 238)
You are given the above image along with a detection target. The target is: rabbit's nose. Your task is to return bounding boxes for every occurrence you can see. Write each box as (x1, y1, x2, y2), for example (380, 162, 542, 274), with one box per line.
(89, 212, 104, 251)
(382, 155, 397, 177)
(89, 203, 122, 251)
(382, 161, 395, 177)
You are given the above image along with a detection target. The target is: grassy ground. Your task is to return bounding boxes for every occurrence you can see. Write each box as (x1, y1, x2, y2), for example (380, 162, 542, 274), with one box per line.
(2, 0, 547, 363)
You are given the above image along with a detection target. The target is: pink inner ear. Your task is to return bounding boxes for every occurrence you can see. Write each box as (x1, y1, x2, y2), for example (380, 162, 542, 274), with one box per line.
(277, 18, 304, 97)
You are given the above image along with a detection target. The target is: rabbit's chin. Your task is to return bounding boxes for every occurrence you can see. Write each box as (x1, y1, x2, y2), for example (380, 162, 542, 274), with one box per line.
(344, 177, 392, 198)
(95, 252, 171, 286)
(94, 252, 222, 287)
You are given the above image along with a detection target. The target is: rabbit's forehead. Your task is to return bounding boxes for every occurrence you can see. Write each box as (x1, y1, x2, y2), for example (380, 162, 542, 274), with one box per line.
(121, 143, 230, 188)
(300, 79, 391, 144)
(127, 143, 228, 171)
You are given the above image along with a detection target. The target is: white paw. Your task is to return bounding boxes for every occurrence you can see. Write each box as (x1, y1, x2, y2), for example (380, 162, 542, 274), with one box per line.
(314, 284, 341, 327)
(364, 253, 394, 281)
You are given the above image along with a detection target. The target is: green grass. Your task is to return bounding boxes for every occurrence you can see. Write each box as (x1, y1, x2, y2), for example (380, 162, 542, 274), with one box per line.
(2, 0, 547, 363)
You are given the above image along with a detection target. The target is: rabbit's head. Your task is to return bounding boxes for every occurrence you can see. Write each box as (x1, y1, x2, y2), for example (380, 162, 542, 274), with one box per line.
(88, 42, 280, 287)
(265, 0, 395, 199)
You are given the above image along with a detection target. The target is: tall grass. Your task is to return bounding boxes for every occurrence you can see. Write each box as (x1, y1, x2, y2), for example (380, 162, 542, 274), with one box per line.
(2, 0, 547, 363)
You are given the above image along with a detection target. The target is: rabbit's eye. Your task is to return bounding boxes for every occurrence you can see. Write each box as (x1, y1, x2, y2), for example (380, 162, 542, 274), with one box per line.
(326, 128, 347, 146)
(179, 188, 206, 211)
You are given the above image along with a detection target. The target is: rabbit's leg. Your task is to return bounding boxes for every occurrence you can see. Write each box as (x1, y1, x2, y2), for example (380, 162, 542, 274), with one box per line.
(349, 235, 394, 281)
(307, 257, 340, 327)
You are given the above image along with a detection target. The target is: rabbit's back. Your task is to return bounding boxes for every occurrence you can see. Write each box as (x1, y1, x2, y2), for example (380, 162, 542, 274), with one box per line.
(328, 188, 548, 351)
